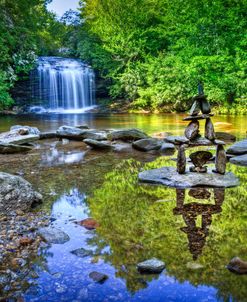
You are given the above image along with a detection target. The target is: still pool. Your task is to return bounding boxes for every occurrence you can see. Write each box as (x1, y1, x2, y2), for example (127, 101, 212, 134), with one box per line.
(0, 113, 246, 302)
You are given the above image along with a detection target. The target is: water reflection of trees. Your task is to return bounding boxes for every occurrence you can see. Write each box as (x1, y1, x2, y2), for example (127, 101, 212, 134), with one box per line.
(89, 158, 247, 300)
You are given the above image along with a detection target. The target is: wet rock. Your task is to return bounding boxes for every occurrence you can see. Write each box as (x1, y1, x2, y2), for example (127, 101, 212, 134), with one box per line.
(76, 218, 99, 230)
(57, 125, 107, 141)
(184, 120, 199, 140)
(138, 167, 239, 188)
(189, 100, 201, 116)
(107, 128, 148, 141)
(227, 139, 247, 155)
(165, 136, 189, 145)
(188, 188, 211, 199)
(189, 151, 213, 168)
(215, 132, 236, 142)
(215, 145, 227, 174)
(10, 125, 40, 135)
(227, 257, 247, 274)
(186, 262, 204, 270)
(70, 248, 92, 258)
(177, 145, 186, 174)
(205, 118, 215, 140)
(89, 271, 108, 283)
(160, 143, 175, 155)
(38, 227, 70, 244)
(0, 133, 40, 145)
(0, 172, 42, 213)
(137, 258, 165, 274)
(83, 139, 113, 150)
(0, 143, 32, 154)
(230, 154, 247, 166)
(39, 132, 57, 139)
(132, 138, 162, 152)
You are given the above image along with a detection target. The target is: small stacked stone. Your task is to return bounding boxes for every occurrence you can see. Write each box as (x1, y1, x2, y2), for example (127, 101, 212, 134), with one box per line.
(176, 85, 227, 174)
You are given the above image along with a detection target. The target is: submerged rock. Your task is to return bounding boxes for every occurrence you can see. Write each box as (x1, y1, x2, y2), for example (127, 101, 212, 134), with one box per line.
(137, 258, 165, 274)
(70, 248, 92, 258)
(107, 128, 148, 141)
(89, 271, 108, 283)
(230, 154, 247, 166)
(83, 138, 113, 150)
(205, 118, 215, 141)
(138, 167, 239, 188)
(227, 139, 247, 155)
(132, 138, 162, 151)
(76, 218, 99, 230)
(38, 227, 70, 244)
(227, 257, 247, 274)
(0, 172, 42, 213)
(0, 142, 32, 154)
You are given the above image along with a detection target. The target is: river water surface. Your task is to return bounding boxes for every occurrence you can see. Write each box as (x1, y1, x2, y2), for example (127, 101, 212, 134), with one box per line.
(0, 112, 246, 302)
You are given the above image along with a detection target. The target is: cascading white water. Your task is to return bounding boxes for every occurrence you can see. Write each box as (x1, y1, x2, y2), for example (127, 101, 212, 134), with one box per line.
(31, 57, 95, 113)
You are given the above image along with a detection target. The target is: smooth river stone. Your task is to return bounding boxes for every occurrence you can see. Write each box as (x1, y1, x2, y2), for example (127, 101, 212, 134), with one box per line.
(205, 118, 215, 140)
(189, 100, 201, 116)
(184, 120, 199, 140)
(177, 145, 186, 174)
(226, 139, 247, 155)
(215, 145, 227, 174)
(189, 151, 213, 168)
(229, 154, 247, 167)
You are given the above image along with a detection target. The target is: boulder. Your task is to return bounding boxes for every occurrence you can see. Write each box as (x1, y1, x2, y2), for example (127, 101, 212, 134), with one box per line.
(227, 139, 247, 155)
(38, 227, 70, 244)
(138, 167, 239, 188)
(57, 125, 107, 141)
(83, 139, 113, 150)
(107, 128, 148, 141)
(0, 131, 39, 145)
(132, 138, 162, 152)
(0, 172, 42, 213)
(0, 143, 33, 154)
(137, 258, 165, 274)
(215, 132, 236, 142)
(230, 154, 247, 166)
(10, 125, 40, 135)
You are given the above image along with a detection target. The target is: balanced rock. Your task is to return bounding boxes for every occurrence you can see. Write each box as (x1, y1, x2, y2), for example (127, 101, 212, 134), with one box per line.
(200, 99, 211, 114)
(189, 151, 213, 168)
(132, 138, 162, 152)
(184, 120, 199, 140)
(0, 172, 42, 213)
(107, 128, 148, 141)
(226, 139, 247, 155)
(189, 100, 201, 116)
(215, 145, 227, 174)
(137, 258, 165, 274)
(205, 118, 215, 140)
(183, 114, 213, 121)
(177, 145, 186, 174)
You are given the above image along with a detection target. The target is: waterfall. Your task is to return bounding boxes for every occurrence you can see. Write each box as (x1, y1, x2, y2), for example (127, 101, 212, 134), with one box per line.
(31, 57, 95, 113)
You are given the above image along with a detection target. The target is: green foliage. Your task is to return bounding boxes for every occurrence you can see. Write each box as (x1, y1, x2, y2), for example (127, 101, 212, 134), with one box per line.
(78, 0, 247, 112)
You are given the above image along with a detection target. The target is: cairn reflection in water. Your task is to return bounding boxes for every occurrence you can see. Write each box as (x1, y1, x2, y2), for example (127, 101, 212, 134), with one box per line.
(174, 188, 225, 260)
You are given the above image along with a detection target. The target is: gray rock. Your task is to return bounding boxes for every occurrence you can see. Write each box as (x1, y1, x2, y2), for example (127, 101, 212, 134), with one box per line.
(160, 143, 175, 154)
(38, 227, 70, 244)
(0, 143, 33, 154)
(57, 125, 107, 141)
(215, 145, 227, 174)
(70, 248, 92, 258)
(189, 100, 201, 116)
(165, 136, 189, 145)
(189, 137, 225, 147)
(107, 128, 148, 141)
(132, 138, 162, 151)
(227, 139, 247, 155)
(215, 132, 236, 142)
(205, 118, 215, 141)
(0, 172, 42, 213)
(0, 132, 40, 145)
(138, 167, 239, 188)
(83, 139, 113, 150)
(137, 258, 165, 274)
(177, 145, 186, 174)
(230, 154, 247, 166)
(39, 132, 57, 139)
(10, 125, 40, 135)
(89, 271, 108, 283)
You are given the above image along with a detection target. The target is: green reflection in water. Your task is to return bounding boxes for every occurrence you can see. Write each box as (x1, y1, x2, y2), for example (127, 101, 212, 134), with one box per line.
(89, 157, 247, 301)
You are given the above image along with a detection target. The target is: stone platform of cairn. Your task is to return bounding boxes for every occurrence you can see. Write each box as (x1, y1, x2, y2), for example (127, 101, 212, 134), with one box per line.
(173, 90, 227, 175)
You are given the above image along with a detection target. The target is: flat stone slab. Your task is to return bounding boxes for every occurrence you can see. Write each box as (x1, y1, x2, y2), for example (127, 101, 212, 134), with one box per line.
(0, 133, 40, 145)
(138, 167, 239, 188)
(230, 154, 247, 167)
(227, 139, 247, 155)
(183, 113, 214, 121)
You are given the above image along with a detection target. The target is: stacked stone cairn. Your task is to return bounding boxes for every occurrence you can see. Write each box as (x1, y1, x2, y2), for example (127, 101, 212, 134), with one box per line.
(169, 90, 227, 175)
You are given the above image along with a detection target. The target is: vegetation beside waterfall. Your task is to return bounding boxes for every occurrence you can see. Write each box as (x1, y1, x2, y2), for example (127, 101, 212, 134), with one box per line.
(0, 0, 246, 113)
